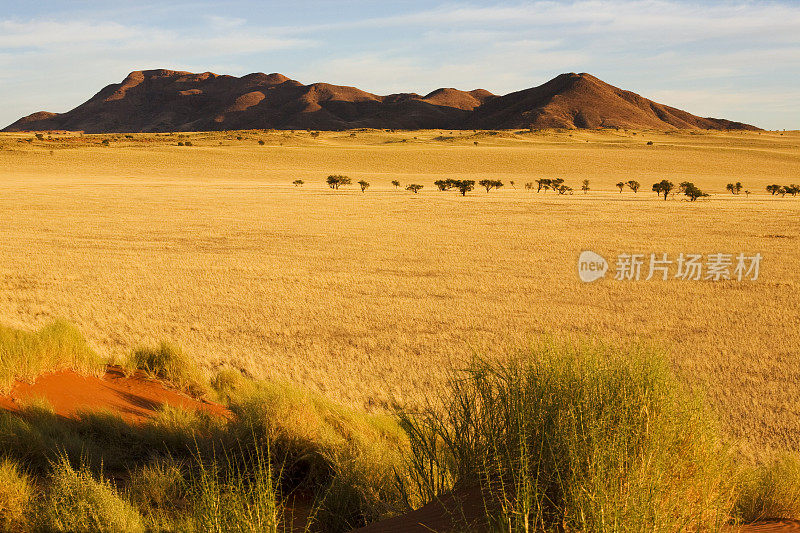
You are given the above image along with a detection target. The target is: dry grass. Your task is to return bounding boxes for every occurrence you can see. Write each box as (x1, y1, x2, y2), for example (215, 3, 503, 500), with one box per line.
(0, 128, 798, 458)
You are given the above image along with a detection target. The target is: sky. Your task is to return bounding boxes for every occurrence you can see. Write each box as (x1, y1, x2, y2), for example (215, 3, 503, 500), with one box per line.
(1, 0, 798, 130)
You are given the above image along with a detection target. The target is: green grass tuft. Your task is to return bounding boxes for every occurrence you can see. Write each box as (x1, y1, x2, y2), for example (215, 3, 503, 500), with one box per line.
(0, 458, 34, 531)
(398, 339, 735, 532)
(0, 320, 105, 392)
(128, 342, 208, 397)
(735, 452, 800, 523)
(42, 456, 145, 533)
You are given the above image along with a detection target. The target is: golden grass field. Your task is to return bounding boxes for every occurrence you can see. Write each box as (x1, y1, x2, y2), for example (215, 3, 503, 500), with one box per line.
(0, 128, 798, 456)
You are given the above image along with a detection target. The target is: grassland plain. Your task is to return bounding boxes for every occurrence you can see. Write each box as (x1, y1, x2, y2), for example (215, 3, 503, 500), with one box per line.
(0, 128, 798, 457)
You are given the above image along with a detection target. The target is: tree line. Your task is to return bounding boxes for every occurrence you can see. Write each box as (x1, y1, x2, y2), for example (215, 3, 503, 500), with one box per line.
(294, 175, 799, 200)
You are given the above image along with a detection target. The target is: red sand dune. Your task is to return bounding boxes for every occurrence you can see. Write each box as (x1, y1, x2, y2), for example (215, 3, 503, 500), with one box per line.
(0, 366, 228, 422)
(3, 70, 758, 133)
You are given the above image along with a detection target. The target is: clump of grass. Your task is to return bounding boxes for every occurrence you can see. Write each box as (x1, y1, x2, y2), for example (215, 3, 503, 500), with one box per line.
(127, 457, 187, 513)
(0, 320, 105, 392)
(0, 458, 34, 531)
(734, 452, 800, 523)
(218, 374, 409, 531)
(42, 456, 145, 533)
(128, 342, 207, 396)
(399, 339, 735, 532)
(188, 443, 281, 533)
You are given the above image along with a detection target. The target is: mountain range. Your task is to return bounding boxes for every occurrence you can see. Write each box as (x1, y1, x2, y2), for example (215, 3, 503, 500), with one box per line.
(2, 70, 759, 133)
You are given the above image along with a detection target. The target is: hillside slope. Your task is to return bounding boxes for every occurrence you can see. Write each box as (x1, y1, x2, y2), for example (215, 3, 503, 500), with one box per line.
(3, 70, 759, 132)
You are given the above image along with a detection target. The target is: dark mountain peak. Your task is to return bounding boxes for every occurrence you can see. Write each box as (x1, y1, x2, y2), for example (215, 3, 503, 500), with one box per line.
(2, 70, 760, 132)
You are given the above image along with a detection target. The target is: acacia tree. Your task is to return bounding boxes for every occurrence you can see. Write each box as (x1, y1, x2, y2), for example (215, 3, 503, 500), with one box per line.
(524, 182, 533, 190)
(510, 180, 516, 189)
(581, 179, 590, 194)
(454, 179, 475, 196)
(327, 175, 351, 189)
(550, 178, 565, 191)
(535, 178, 551, 192)
(627, 180, 641, 193)
(766, 184, 782, 195)
(358, 180, 370, 192)
(726, 182, 744, 195)
(652, 179, 675, 200)
(293, 179, 304, 187)
(479, 179, 504, 192)
(406, 184, 423, 193)
(786, 184, 800, 196)
(616, 181, 625, 193)
(434, 180, 453, 191)
(679, 181, 709, 201)
(555, 185, 573, 195)
(391, 180, 400, 189)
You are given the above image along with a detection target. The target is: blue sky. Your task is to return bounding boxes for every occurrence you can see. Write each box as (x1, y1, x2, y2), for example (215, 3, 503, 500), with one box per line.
(1, 1, 798, 129)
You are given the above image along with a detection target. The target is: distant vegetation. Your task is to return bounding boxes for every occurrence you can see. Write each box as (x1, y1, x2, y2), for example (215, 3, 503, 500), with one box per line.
(653, 179, 675, 200)
(727, 182, 744, 194)
(294, 175, 797, 200)
(478, 179, 503, 192)
(767, 184, 800, 196)
(680, 181, 709, 201)
(326, 175, 351, 189)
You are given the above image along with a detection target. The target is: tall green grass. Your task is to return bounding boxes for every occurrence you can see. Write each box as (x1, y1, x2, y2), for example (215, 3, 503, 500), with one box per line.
(2, 321, 800, 531)
(127, 341, 208, 397)
(735, 452, 800, 523)
(42, 455, 145, 533)
(0, 457, 33, 531)
(0, 320, 105, 392)
(398, 340, 736, 532)
(0, 366, 407, 532)
(217, 372, 410, 531)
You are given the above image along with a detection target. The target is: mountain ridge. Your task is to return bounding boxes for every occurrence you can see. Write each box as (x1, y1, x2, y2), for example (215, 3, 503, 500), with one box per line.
(3, 70, 760, 132)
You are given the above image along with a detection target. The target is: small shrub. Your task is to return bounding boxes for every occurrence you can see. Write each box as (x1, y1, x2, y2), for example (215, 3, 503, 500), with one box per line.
(42, 456, 145, 533)
(188, 447, 280, 533)
(735, 453, 800, 523)
(128, 458, 187, 515)
(0, 458, 34, 531)
(258, 140, 265, 145)
(128, 342, 207, 396)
